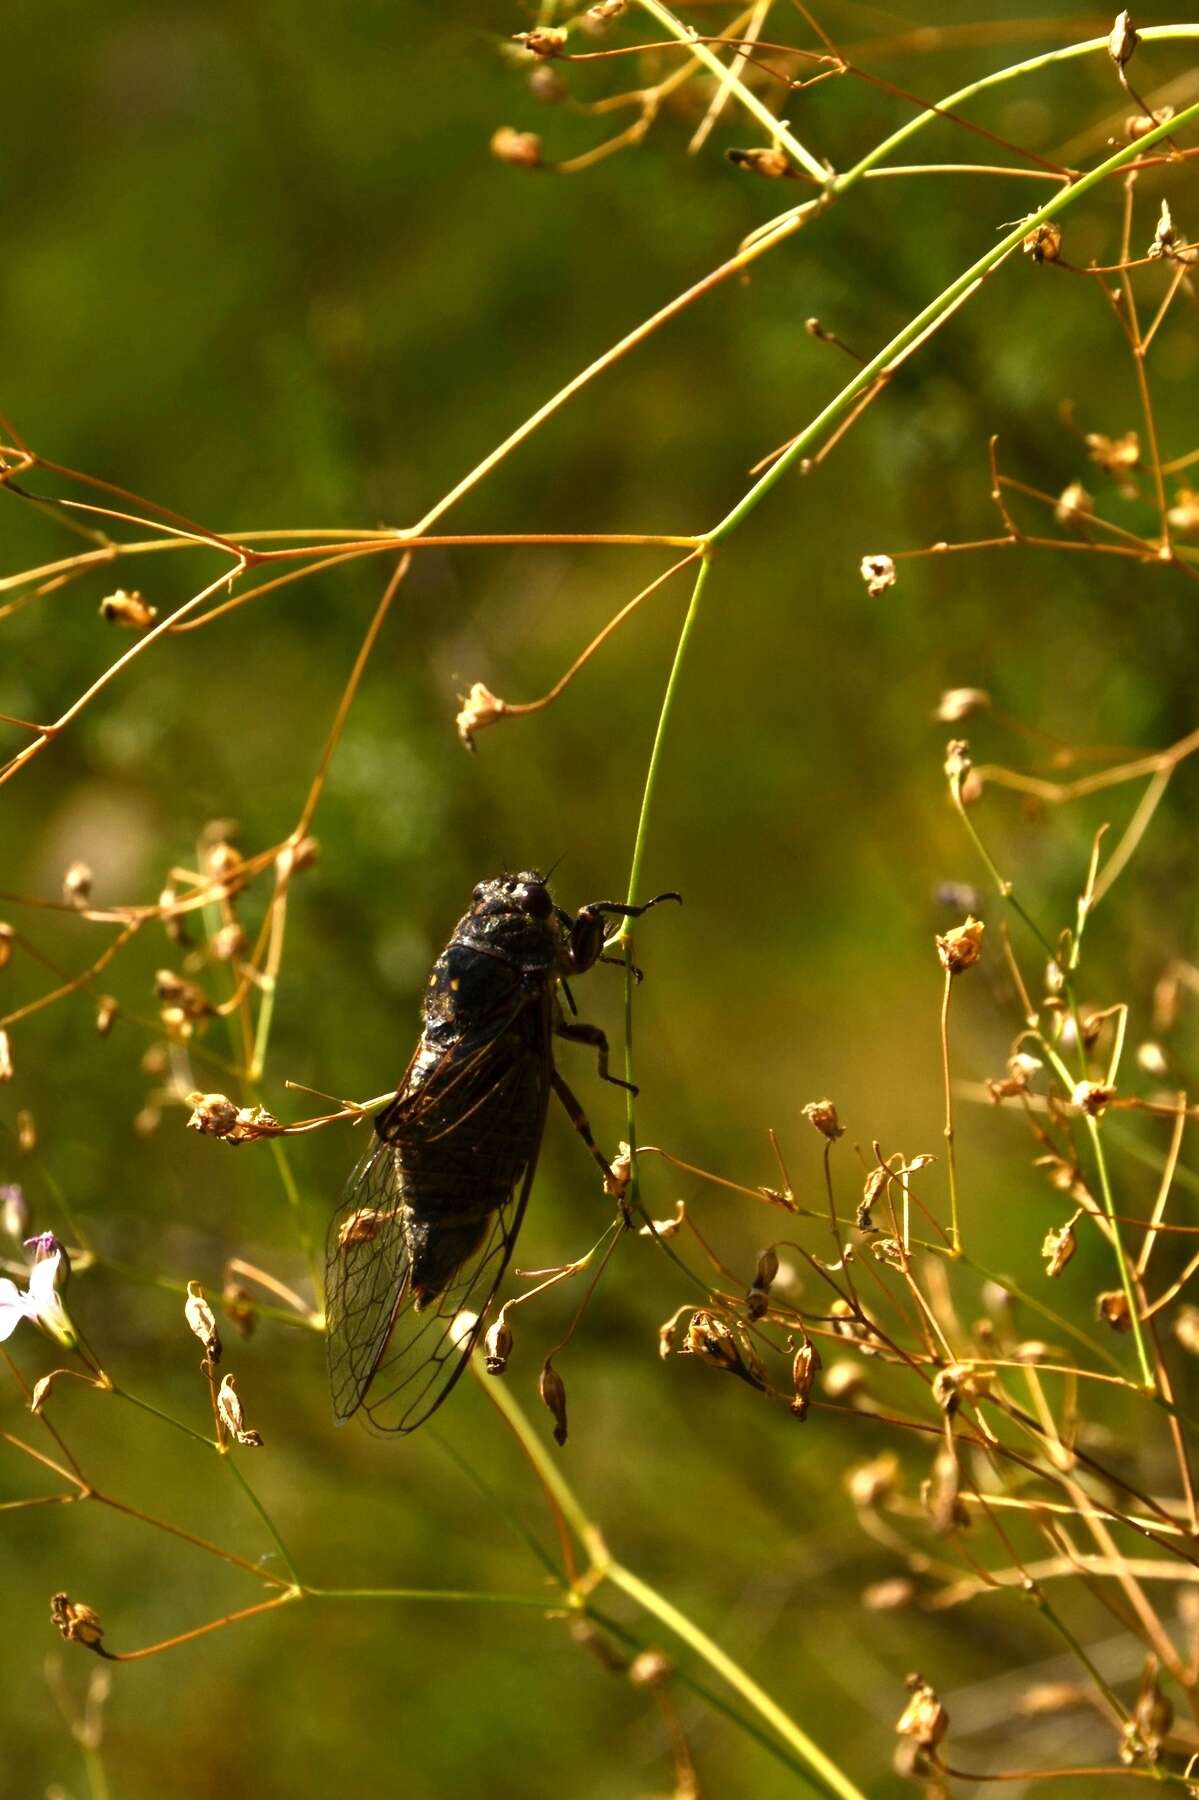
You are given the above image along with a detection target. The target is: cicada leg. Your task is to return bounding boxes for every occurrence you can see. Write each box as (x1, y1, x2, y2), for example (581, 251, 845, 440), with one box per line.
(554, 1017, 636, 1093)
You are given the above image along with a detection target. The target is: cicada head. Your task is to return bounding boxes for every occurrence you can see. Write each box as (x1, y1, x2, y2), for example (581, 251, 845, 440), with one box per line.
(457, 870, 562, 965)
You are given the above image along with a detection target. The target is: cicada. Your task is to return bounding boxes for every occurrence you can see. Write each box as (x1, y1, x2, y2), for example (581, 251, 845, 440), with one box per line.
(325, 870, 679, 1432)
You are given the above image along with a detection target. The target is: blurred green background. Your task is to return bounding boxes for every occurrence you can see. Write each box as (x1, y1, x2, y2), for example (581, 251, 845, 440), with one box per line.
(2, 3, 1198, 1795)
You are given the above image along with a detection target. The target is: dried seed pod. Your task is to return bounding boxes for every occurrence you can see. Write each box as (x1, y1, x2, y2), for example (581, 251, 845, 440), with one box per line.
(0, 921, 12, 970)
(186, 1092, 240, 1139)
(1042, 1220, 1077, 1278)
(746, 1245, 780, 1319)
(154, 969, 214, 1022)
(17, 1108, 36, 1153)
(604, 1142, 633, 1201)
(586, 0, 625, 24)
(860, 553, 895, 598)
(1055, 480, 1093, 524)
(276, 836, 319, 880)
(944, 739, 972, 785)
(1167, 489, 1199, 533)
(679, 1310, 766, 1389)
(184, 1281, 222, 1363)
(857, 1164, 888, 1232)
(99, 588, 157, 629)
(628, 1650, 672, 1689)
(484, 1308, 513, 1375)
(62, 861, 93, 906)
(527, 63, 567, 103)
(0, 1030, 12, 1084)
(863, 1577, 916, 1612)
(1072, 1080, 1116, 1117)
(1108, 10, 1139, 68)
(216, 1373, 263, 1446)
(846, 1451, 899, 1509)
(637, 1199, 685, 1239)
(823, 1359, 866, 1402)
(1173, 1305, 1199, 1354)
(95, 995, 119, 1037)
(1148, 198, 1177, 261)
(925, 1444, 964, 1535)
(223, 1282, 257, 1338)
(790, 1337, 819, 1419)
(897, 1673, 948, 1751)
(802, 1098, 843, 1140)
(210, 922, 247, 962)
(936, 917, 984, 975)
(539, 1359, 568, 1445)
(727, 146, 796, 180)
(50, 1593, 107, 1654)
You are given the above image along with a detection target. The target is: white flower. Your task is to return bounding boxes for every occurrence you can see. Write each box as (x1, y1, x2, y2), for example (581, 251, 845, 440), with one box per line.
(0, 1248, 77, 1349)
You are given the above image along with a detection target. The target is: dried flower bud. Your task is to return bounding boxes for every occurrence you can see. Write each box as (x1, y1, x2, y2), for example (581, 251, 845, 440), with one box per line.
(484, 1309, 513, 1375)
(0, 1030, 12, 1084)
(63, 861, 93, 906)
(513, 26, 568, 58)
(30, 1373, 53, 1415)
(490, 126, 543, 169)
(527, 63, 567, 103)
(50, 1593, 107, 1654)
(604, 1142, 632, 1201)
(628, 1649, 672, 1688)
(943, 738, 972, 785)
(456, 680, 508, 750)
(216, 1373, 263, 1446)
(186, 1092, 240, 1139)
(158, 883, 189, 947)
(860, 553, 895, 598)
(276, 836, 320, 881)
(0, 921, 12, 971)
(587, 0, 626, 23)
(658, 1313, 680, 1360)
(94, 995, 119, 1037)
(1, 1183, 30, 1240)
(155, 969, 214, 1021)
(1148, 198, 1177, 261)
(727, 146, 796, 180)
(1167, 488, 1199, 534)
(925, 1444, 964, 1535)
(823, 1359, 866, 1402)
(1108, 10, 1138, 68)
(1174, 1305, 1199, 1355)
(897, 1673, 948, 1750)
(935, 688, 989, 724)
(679, 1310, 766, 1389)
(1086, 429, 1140, 493)
(1098, 1289, 1133, 1332)
(539, 1359, 568, 1445)
(864, 1577, 916, 1612)
(223, 1282, 257, 1338)
(936, 916, 984, 975)
(210, 923, 247, 962)
(99, 588, 157, 629)
(204, 839, 245, 891)
(638, 1200, 685, 1239)
(857, 1164, 888, 1233)
(17, 1108, 36, 1153)
(846, 1451, 898, 1509)
(1023, 221, 1062, 264)
(184, 1280, 222, 1363)
(803, 1098, 843, 1140)
(1072, 1080, 1115, 1117)
(1055, 480, 1093, 524)
(1042, 1220, 1077, 1278)
(1126, 104, 1173, 139)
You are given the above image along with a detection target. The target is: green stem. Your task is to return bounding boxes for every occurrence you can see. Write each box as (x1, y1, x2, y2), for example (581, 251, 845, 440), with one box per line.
(223, 1456, 303, 1588)
(619, 553, 714, 1205)
(605, 1559, 866, 1800)
(707, 97, 1199, 545)
(303, 1584, 555, 1608)
(633, 0, 828, 181)
(475, 1355, 600, 1558)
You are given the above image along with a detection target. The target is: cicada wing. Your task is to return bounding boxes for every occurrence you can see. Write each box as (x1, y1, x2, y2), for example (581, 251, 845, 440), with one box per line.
(325, 1034, 549, 1434)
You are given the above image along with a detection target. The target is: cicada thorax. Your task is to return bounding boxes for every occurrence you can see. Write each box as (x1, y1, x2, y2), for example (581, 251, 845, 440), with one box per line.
(381, 921, 557, 1309)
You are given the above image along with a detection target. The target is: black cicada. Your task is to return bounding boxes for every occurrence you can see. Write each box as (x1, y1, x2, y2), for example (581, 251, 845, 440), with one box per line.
(325, 871, 679, 1433)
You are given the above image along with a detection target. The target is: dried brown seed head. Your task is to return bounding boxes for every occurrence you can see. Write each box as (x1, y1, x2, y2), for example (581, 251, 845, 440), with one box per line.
(936, 916, 984, 975)
(99, 588, 157, 630)
(63, 861, 93, 906)
(1167, 488, 1199, 535)
(1042, 1220, 1077, 1278)
(860, 553, 895, 598)
(1098, 1289, 1133, 1332)
(513, 26, 568, 58)
(727, 146, 796, 180)
(1148, 198, 1177, 260)
(50, 1592, 106, 1653)
(857, 1164, 888, 1232)
(897, 1673, 949, 1750)
(935, 688, 989, 724)
(679, 1310, 766, 1388)
(1108, 10, 1139, 68)
(604, 1142, 633, 1201)
(216, 1373, 263, 1446)
(803, 1098, 843, 1140)
(1072, 1079, 1115, 1117)
(186, 1092, 240, 1138)
(155, 969, 214, 1020)
(925, 1444, 964, 1535)
(790, 1337, 819, 1419)
(1086, 429, 1140, 493)
(539, 1359, 568, 1445)
(1023, 220, 1062, 264)
(184, 1281, 222, 1362)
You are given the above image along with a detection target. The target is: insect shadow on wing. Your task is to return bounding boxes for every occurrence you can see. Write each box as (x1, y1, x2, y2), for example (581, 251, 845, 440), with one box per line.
(325, 870, 679, 1433)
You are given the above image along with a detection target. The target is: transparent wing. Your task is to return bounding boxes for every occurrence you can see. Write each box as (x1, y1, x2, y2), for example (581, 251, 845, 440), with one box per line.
(325, 1035, 548, 1434)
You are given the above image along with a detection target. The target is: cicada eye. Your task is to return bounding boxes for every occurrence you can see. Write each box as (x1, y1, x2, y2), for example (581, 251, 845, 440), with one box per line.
(472, 883, 486, 902)
(523, 882, 552, 920)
